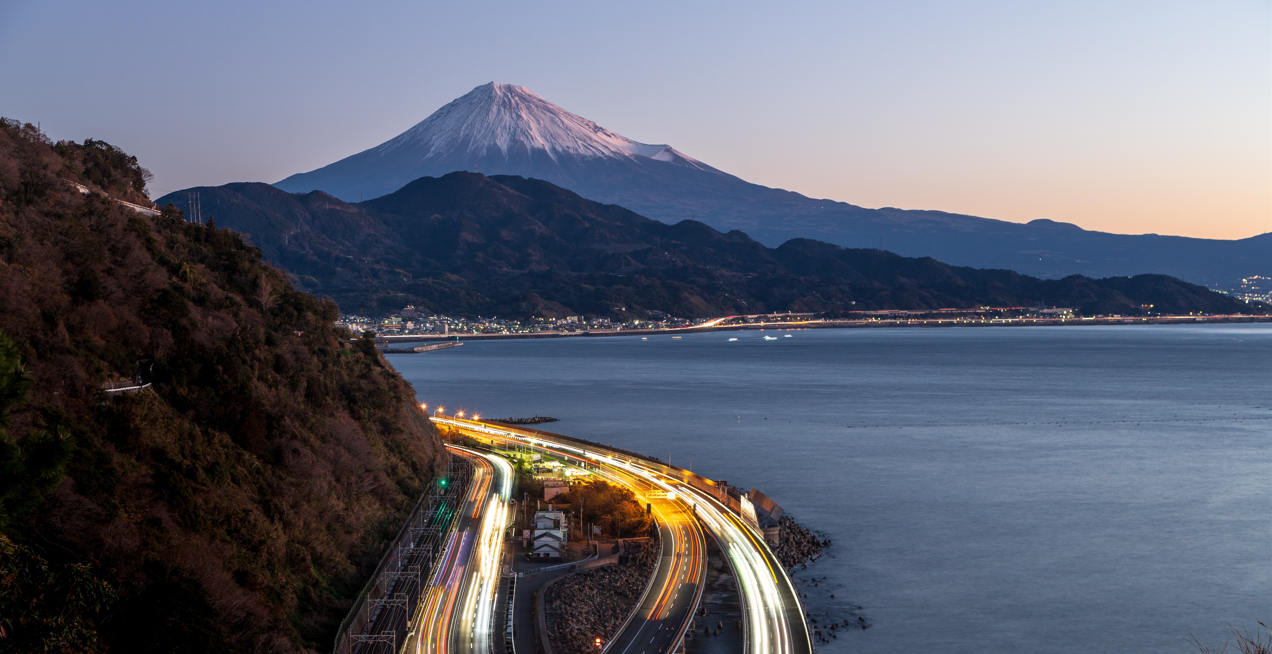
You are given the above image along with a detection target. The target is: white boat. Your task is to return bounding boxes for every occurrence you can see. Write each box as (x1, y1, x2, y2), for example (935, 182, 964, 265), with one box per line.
(763, 335, 777, 341)
(728, 337, 738, 341)
(784, 334, 792, 338)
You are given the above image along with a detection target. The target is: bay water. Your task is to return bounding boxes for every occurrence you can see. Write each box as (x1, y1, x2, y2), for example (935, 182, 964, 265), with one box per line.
(390, 324, 1271, 653)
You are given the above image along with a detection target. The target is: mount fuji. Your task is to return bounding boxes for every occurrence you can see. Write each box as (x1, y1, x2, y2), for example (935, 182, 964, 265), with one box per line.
(274, 82, 1268, 285)
(275, 82, 755, 218)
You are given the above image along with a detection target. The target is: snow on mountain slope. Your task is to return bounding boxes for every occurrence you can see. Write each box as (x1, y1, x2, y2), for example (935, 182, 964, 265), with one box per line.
(275, 82, 724, 203)
(383, 82, 709, 167)
(271, 82, 1268, 285)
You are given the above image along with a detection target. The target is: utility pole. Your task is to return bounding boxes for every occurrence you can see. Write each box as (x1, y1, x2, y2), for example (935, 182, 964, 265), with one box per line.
(187, 191, 202, 225)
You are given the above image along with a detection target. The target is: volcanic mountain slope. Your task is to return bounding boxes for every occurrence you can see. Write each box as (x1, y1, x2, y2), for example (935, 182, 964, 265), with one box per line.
(0, 119, 447, 653)
(273, 82, 1270, 285)
(276, 82, 722, 204)
(162, 172, 1255, 319)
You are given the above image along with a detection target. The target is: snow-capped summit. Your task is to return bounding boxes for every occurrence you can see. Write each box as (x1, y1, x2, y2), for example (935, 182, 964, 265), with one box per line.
(275, 82, 719, 202)
(269, 82, 1263, 285)
(386, 82, 708, 167)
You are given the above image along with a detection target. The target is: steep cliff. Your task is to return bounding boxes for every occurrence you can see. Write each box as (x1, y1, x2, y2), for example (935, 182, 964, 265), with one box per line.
(0, 119, 447, 653)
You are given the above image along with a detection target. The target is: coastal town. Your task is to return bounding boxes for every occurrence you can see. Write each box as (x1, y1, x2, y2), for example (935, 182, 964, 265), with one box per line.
(4, 4, 1265, 651)
(336, 304, 1270, 342)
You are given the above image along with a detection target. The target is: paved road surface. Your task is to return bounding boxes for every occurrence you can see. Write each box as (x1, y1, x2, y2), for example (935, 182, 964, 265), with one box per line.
(435, 417, 811, 654)
(407, 446, 512, 654)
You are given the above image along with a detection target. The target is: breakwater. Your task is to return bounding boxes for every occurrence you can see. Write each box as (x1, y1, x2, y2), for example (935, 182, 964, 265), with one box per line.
(495, 416, 558, 425)
(774, 515, 826, 569)
(379, 341, 465, 354)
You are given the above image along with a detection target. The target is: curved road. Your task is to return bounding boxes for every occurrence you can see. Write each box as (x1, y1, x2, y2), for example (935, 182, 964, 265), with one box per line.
(434, 416, 812, 654)
(584, 459, 707, 654)
(409, 446, 513, 654)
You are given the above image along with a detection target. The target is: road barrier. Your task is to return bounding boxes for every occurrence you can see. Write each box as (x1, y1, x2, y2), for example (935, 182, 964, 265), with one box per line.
(442, 417, 762, 533)
(437, 415, 812, 654)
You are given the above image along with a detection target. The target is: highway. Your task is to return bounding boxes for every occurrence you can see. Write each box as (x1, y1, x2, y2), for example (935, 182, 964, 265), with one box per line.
(446, 420, 707, 654)
(408, 445, 513, 654)
(582, 458, 706, 654)
(434, 416, 812, 654)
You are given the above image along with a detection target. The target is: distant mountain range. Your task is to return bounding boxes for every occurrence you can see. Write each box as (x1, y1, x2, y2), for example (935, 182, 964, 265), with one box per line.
(158, 173, 1253, 319)
(273, 82, 1269, 286)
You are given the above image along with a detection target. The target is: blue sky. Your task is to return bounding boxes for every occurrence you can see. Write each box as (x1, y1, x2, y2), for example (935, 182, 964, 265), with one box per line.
(2, 0, 1267, 239)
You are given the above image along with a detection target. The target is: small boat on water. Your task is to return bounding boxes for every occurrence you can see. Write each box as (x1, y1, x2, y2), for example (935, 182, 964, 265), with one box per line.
(763, 335, 777, 341)
(728, 338, 738, 341)
(784, 335, 792, 338)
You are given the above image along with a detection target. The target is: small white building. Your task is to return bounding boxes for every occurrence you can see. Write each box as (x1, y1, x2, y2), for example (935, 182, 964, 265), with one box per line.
(531, 510, 567, 560)
(543, 479, 568, 501)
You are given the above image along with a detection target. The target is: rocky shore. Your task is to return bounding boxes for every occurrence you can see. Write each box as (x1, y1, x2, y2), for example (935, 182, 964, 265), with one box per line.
(544, 539, 658, 654)
(496, 416, 559, 425)
(773, 515, 828, 569)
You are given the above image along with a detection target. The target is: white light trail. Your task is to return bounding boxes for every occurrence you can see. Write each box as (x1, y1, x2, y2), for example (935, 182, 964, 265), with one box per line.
(433, 416, 811, 654)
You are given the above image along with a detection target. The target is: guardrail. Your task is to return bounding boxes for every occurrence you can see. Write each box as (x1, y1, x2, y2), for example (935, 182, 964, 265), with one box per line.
(438, 416, 803, 654)
(503, 574, 517, 654)
(61, 178, 161, 216)
(441, 417, 762, 533)
(101, 382, 151, 394)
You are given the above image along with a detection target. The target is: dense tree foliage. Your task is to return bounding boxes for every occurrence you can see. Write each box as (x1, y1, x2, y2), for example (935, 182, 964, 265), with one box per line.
(0, 534, 116, 654)
(0, 119, 448, 653)
(158, 173, 1262, 319)
(52, 137, 152, 203)
(554, 480, 652, 539)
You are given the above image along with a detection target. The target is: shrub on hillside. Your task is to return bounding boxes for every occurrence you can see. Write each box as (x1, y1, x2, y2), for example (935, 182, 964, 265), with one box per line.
(0, 119, 448, 653)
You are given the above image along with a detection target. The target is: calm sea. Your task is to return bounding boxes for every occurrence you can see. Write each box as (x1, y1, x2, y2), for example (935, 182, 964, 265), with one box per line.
(390, 324, 1271, 654)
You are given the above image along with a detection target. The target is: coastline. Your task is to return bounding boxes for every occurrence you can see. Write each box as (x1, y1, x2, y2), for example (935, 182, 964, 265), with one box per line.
(375, 313, 1271, 345)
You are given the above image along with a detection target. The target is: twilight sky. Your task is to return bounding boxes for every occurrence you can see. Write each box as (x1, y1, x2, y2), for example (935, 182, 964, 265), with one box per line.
(2, 0, 1268, 239)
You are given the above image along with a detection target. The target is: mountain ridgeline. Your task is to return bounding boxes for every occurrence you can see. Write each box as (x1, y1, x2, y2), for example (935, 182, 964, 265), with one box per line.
(0, 119, 447, 653)
(161, 172, 1255, 319)
(274, 82, 1270, 285)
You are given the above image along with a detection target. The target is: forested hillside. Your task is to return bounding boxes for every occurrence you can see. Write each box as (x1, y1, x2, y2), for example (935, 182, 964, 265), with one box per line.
(0, 119, 447, 653)
(161, 173, 1260, 319)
